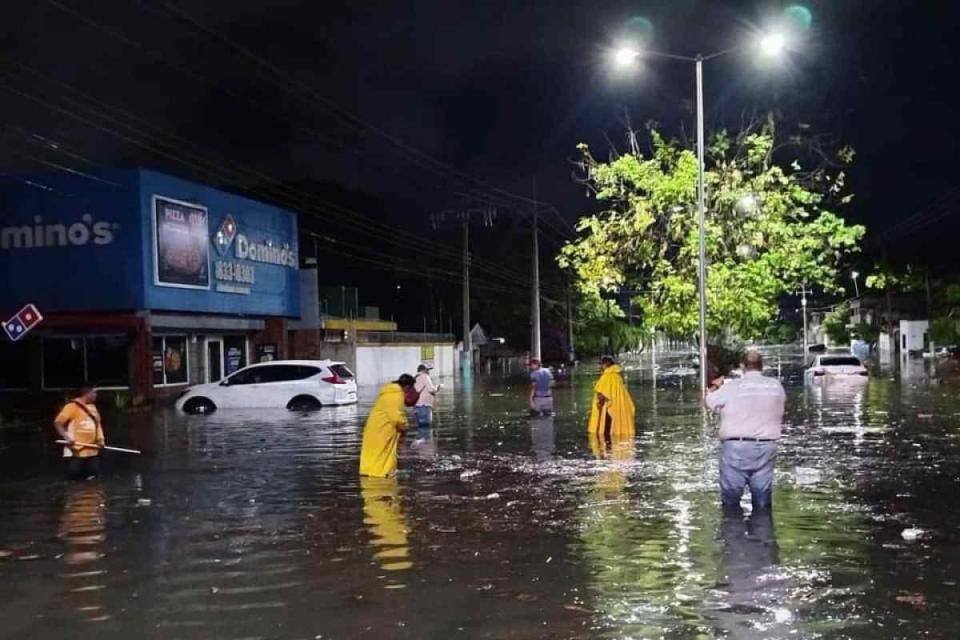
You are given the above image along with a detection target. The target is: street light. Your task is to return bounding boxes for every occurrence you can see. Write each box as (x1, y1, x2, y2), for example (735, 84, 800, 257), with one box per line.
(758, 31, 788, 57)
(609, 30, 789, 395)
(611, 46, 640, 70)
(851, 271, 860, 297)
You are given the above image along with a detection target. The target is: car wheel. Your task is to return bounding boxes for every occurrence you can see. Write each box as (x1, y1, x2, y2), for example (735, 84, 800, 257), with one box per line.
(287, 396, 322, 412)
(183, 397, 217, 415)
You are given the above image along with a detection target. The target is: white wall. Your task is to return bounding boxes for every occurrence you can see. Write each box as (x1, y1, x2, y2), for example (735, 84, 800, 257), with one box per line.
(900, 320, 929, 353)
(355, 344, 456, 386)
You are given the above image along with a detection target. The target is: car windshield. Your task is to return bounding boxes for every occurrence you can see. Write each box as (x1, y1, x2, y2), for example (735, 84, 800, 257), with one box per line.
(820, 356, 862, 367)
(329, 364, 354, 379)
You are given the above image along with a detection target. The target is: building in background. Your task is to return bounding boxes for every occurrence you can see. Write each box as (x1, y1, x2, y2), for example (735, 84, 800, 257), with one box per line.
(0, 169, 299, 402)
(290, 274, 456, 386)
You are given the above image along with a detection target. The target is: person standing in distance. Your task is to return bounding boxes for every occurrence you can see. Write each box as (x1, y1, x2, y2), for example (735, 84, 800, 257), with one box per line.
(359, 374, 416, 478)
(413, 363, 441, 433)
(528, 358, 554, 417)
(705, 350, 785, 512)
(53, 385, 105, 480)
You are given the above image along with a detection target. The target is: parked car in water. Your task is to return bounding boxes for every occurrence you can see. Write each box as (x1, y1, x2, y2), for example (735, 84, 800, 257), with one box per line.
(805, 354, 868, 383)
(176, 360, 358, 414)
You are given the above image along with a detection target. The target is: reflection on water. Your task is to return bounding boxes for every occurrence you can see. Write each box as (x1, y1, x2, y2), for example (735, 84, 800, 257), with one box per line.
(530, 415, 555, 461)
(58, 482, 110, 623)
(361, 476, 413, 580)
(0, 359, 959, 637)
(709, 510, 787, 638)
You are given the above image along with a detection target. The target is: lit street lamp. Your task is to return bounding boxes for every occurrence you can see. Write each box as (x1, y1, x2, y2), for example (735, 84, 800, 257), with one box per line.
(851, 271, 860, 297)
(610, 31, 789, 394)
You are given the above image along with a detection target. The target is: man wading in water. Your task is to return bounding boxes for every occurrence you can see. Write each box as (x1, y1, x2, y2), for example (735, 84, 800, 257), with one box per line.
(706, 350, 785, 512)
(53, 385, 106, 480)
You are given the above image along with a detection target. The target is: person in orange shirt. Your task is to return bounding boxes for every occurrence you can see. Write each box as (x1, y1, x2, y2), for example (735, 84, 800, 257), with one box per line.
(53, 385, 105, 480)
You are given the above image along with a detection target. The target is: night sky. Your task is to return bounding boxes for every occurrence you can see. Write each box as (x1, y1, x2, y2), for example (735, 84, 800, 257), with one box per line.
(2, 1, 958, 340)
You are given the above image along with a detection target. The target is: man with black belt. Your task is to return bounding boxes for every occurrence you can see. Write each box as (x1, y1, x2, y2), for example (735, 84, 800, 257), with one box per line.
(706, 350, 785, 512)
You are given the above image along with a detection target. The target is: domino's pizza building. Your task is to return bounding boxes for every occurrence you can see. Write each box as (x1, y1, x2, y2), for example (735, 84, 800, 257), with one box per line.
(0, 169, 300, 403)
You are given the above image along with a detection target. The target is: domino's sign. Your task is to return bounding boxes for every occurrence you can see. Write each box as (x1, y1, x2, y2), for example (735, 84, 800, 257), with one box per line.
(0, 215, 119, 250)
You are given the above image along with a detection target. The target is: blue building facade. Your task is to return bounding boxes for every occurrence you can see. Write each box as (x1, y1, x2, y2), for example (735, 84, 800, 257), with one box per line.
(0, 169, 301, 398)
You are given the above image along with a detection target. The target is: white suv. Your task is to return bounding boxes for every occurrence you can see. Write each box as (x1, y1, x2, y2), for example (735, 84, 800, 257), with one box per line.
(176, 360, 358, 414)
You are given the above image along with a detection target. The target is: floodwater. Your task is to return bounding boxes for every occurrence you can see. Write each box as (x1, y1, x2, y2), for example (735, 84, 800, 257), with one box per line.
(1, 355, 960, 639)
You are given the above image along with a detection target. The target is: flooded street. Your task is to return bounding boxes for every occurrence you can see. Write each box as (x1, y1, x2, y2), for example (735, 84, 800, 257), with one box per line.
(2, 359, 960, 639)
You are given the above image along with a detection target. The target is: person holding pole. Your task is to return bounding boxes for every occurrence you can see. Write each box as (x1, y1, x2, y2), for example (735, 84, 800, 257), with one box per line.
(53, 385, 105, 481)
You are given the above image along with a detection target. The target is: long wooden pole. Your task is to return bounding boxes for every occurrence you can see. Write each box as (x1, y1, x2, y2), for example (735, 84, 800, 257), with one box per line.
(56, 440, 141, 455)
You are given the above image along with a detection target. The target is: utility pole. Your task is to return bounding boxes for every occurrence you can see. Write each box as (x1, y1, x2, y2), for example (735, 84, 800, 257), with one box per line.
(431, 206, 496, 375)
(801, 283, 809, 361)
(566, 285, 575, 364)
(462, 216, 472, 373)
(925, 266, 935, 357)
(531, 180, 542, 361)
(695, 55, 709, 395)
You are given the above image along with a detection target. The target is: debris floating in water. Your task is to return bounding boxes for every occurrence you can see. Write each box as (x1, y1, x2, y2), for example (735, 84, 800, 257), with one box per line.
(485, 493, 501, 500)
(460, 470, 481, 481)
(901, 527, 925, 541)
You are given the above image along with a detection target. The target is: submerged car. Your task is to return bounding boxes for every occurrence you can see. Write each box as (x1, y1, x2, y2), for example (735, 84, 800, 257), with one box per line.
(805, 354, 868, 382)
(175, 360, 358, 414)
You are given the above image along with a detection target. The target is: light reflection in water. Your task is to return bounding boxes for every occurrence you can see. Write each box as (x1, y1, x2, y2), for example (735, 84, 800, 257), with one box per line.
(361, 476, 413, 582)
(58, 482, 110, 623)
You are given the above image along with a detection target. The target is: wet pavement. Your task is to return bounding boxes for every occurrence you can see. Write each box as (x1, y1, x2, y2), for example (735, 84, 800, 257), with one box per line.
(2, 355, 960, 639)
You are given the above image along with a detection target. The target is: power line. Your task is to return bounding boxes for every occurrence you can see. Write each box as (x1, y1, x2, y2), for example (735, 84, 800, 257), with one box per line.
(0, 62, 546, 288)
(148, 0, 575, 237)
(41, 0, 573, 242)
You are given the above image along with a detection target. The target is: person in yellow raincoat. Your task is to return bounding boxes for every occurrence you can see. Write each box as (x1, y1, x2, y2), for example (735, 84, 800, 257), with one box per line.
(587, 356, 635, 439)
(359, 374, 416, 478)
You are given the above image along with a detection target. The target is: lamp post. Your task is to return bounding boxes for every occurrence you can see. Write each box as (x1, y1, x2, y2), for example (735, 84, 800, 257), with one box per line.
(611, 31, 788, 394)
(851, 271, 860, 298)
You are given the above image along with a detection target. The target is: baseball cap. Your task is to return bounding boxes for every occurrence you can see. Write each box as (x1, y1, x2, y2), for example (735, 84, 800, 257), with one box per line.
(417, 363, 433, 372)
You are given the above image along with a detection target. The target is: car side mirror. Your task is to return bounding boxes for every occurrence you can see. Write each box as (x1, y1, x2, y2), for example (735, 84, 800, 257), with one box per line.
(220, 379, 230, 386)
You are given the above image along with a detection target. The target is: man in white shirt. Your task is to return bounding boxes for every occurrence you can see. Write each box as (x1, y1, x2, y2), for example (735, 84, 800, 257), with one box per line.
(705, 350, 785, 512)
(413, 363, 440, 431)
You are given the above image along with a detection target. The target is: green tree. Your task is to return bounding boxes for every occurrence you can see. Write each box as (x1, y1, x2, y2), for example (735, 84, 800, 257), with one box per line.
(559, 118, 865, 342)
(573, 290, 644, 357)
(851, 322, 880, 343)
(930, 317, 959, 346)
(823, 302, 851, 345)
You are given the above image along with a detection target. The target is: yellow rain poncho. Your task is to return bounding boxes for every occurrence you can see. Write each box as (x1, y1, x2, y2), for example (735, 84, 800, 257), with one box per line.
(587, 364, 635, 438)
(359, 383, 408, 478)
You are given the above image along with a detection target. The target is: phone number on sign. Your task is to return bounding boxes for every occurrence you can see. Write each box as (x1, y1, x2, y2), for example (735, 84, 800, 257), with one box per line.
(215, 261, 255, 284)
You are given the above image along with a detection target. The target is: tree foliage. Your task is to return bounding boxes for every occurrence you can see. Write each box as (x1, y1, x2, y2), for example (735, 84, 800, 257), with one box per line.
(573, 290, 644, 357)
(865, 264, 923, 294)
(559, 118, 866, 340)
(823, 302, 851, 345)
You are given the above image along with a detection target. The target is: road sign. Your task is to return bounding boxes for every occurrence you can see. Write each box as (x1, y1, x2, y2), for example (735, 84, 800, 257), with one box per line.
(2, 304, 43, 341)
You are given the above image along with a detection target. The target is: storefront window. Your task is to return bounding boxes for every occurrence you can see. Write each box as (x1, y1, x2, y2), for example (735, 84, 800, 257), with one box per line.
(42, 336, 129, 389)
(223, 335, 247, 375)
(0, 341, 30, 389)
(152, 335, 190, 385)
(42, 338, 86, 390)
(151, 337, 165, 385)
(86, 336, 130, 387)
(164, 336, 188, 384)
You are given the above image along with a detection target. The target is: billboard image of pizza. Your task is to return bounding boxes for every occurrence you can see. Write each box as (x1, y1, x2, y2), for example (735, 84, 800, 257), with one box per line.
(154, 196, 210, 288)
